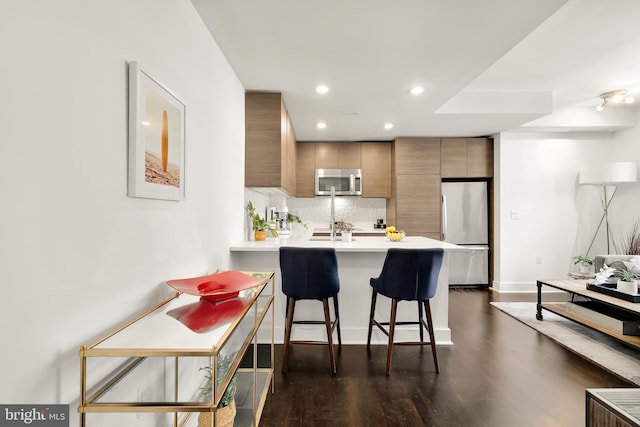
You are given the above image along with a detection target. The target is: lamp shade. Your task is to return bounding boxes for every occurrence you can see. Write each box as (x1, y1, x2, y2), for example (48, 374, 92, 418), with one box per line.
(579, 161, 638, 185)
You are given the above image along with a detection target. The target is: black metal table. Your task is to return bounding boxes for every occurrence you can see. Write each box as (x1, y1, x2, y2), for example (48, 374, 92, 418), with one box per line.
(536, 279, 640, 350)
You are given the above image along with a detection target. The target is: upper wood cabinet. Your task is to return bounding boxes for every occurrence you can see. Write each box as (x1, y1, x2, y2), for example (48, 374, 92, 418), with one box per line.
(295, 142, 315, 198)
(394, 138, 441, 175)
(314, 142, 361, 169)
(296, 142, 366, 197)
(361, 142, 390, 198)
(467, 138, 493, 177)
(440, 138, 467, 177)
(441, 138, 493, 178)
(245, 92, 296, 195)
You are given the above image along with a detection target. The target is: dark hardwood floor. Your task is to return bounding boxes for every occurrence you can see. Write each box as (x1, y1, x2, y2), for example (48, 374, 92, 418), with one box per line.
(259, 288, 634, 426)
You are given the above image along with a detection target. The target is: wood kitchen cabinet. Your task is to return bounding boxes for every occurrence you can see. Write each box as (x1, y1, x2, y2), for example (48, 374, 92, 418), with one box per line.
(295, 142, 315, 198)
(361, 142, 390, 198)
(296, 142, 365, 198)
(388, 138, 442, 239)
(245, 92, 296, 196)
(396, 175, 441, 238)
(441, 137, 493, 178)
(315, 142, 361, 169)
(394, 138, 441, 175)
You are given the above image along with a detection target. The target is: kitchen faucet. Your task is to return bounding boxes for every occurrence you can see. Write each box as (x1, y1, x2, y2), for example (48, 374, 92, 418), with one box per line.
(330, 186, 336, 241)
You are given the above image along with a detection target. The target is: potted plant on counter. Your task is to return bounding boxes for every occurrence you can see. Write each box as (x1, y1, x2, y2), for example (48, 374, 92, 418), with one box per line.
(286, 212, 307, 230)
(246, 201, 278, 241)
(573, 255, 595, 274)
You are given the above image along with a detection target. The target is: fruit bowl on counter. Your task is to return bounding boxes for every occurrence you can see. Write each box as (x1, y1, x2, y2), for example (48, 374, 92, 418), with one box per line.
(385, 226, 405, 242)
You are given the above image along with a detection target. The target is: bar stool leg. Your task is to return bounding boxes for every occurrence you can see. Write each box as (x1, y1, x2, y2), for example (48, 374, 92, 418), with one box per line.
(333, 295, 342, 348)
(418, 301, 425, 342)
(423, 300, 439, 374)
(386, 299, 398, 376)
(323, 298, 337, 374)
(282, 297, 296, 373)
(367, 290, 377, 348)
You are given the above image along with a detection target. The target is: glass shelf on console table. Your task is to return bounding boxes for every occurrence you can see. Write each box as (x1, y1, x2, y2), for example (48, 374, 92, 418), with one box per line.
(78, 271, 274, 427)
(536, 279, 640, 351)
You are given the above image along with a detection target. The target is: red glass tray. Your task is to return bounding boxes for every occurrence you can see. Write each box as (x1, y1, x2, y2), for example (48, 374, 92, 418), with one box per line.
(166, 270, 265, 302)
(166, 298, 250, 333)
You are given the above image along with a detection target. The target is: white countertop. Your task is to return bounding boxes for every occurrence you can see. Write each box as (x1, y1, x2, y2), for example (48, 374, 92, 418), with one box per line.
(230, 235, 466, 253)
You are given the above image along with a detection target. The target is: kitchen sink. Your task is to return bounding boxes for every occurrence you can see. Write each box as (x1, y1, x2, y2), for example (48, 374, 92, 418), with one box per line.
(313, 227, 364, 233)
(308, 236, 356, 241)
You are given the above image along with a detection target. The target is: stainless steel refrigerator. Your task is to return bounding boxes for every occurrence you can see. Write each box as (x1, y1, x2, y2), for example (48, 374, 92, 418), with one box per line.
(441, 181, 489, 287)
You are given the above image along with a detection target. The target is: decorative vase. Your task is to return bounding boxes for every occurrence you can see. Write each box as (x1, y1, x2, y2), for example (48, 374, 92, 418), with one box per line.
(616, 279, 638, 295)
(579, 263, 591, 274)
(254, 230, 266, 241)
(198, 400, 236, 427)
(341, 231, 352, 242)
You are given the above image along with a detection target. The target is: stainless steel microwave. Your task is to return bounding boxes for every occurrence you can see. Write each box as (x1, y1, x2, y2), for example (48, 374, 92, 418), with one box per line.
(315, 169, 362, 196)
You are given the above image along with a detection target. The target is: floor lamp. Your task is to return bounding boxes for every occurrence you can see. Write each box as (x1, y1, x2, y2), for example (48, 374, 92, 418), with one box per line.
(579, 161, 637, 255)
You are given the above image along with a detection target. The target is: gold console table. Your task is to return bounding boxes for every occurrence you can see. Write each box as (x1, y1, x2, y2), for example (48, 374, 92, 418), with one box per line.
(78, 271, 274, 426)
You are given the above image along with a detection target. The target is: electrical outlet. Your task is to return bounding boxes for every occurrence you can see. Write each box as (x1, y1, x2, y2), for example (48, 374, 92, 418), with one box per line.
(510, 210, 520, 219)
(536, 256, 543, 265)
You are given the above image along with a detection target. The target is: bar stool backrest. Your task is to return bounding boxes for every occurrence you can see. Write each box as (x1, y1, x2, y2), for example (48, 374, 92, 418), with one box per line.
(279, 247, 340, 300)
(373, 248, 444, 301)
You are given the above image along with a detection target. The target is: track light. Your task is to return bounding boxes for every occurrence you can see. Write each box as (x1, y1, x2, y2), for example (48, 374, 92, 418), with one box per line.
(596, 89, 634, 111)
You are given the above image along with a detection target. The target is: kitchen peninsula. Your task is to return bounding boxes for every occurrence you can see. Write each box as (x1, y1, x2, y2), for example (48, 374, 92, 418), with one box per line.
(230, 236, 465, 345)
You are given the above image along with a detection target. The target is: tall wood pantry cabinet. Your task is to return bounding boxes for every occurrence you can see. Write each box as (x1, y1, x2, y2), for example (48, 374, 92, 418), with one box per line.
(387, 138, 442, 240)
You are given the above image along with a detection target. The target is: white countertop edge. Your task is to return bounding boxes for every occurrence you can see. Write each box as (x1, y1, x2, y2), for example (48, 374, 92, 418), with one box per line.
(230, 235, 468, 252)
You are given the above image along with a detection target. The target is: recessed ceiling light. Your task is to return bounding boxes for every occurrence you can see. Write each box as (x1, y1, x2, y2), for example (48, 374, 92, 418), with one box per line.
(316, 85, 329, 94)
(141, 121, 151, 126)
(384, 123, 394, 130)
(410, 86, 424, 95)
(317, 121, 327, 129)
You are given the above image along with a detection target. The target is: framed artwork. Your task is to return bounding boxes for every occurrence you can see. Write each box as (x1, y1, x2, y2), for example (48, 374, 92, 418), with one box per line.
(128, 61, 186, 200)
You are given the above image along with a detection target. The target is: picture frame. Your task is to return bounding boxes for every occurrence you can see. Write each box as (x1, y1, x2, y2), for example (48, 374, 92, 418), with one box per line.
(128, 61, 186, 200)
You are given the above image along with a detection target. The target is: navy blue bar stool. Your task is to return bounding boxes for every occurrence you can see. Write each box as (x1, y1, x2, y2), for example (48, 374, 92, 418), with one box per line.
(279, 247, 342, 374)
(367, 248, 444, 375)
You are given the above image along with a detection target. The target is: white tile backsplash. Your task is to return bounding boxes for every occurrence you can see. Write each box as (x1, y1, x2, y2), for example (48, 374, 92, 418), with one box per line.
(269, 195, 386, 230)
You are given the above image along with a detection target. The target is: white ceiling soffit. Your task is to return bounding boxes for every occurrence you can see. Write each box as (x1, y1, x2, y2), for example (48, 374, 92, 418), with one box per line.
(192, 0, 640, 140)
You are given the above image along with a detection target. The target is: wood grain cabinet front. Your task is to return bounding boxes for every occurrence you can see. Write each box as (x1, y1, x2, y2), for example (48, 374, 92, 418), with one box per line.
(296, 142, 368, 197)
(314, 142, 361, 169)
(388, 138, 442, 239)
(295, 142, 316, 198)
(394, 138, 441, 175)
(441, 138, 493, 178)
(395, 174, 441, 239)
(245, 92, 296, 195)
(361, 142, 390, 198)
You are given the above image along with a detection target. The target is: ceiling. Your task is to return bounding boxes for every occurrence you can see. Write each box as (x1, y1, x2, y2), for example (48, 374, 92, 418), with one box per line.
(192, 0, 640, 141)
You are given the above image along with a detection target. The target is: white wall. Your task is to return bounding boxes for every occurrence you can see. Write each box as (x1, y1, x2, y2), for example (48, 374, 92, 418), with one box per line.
(0, 1, 245, 424)
(493, 130, 640, 292)
(609, 115, 640, 236)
